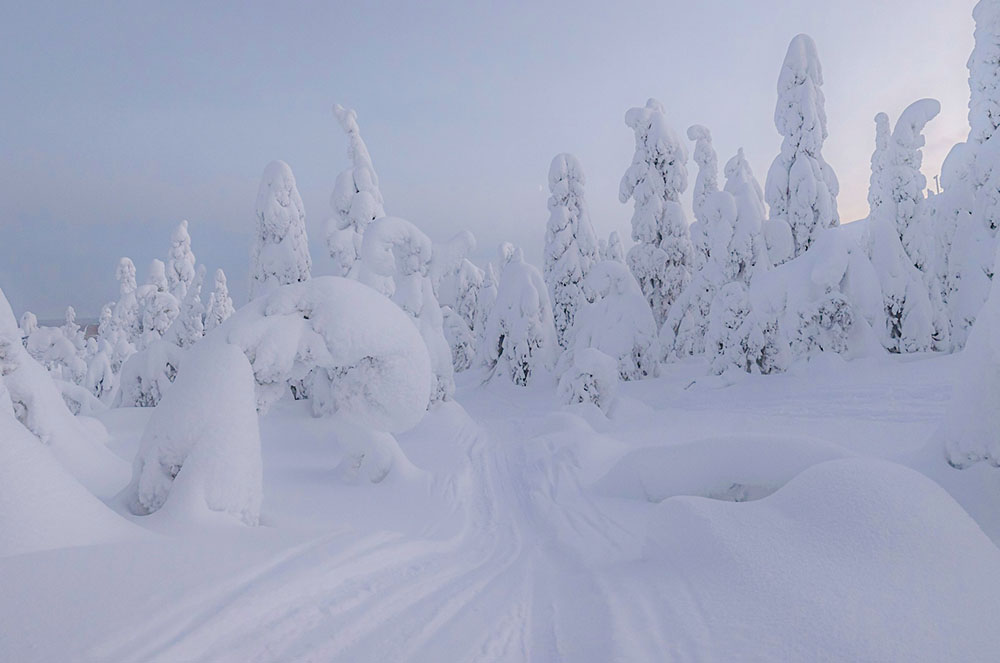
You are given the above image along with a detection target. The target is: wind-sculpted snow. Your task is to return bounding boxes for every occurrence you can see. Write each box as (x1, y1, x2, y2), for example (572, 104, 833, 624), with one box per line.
(220, 276, 432, 431)
(123, 342, 263, 525)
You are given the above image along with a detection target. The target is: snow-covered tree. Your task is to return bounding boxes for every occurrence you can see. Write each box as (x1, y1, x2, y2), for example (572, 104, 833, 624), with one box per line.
(114, 339, 183, 408)
(558, 348, 619, 415)
(84, 344, 114, 402)
(327, 104, 386, 277)
(205, 268, 235, 333)
(359, 216, 454, 403)
(789, 289, 855, 358)
(724, 148, 771, 285)
(765, 34, 839, 259)
(19, 312, 37, 345)
(166, 219, 196, 300)
(113, 257, 141, 346)
(706, 281, 788, 376)
(165, 264, 206, 348)
(602, 231, 625, 263)
(25, 326, 86, 385)
(479, 247, 557, 385)
(573, 260, 659, 380)
(620, 98, 693, 325)
(137, 259, 180, 349)
(473, 263, 499, 354)
(545, 153, 600, 348)
(442, 305, 476, 372)
(687, 124, 719, 270)
(250, 160, 311, 300)
(969, 0, 1000, 147)
(61, 306, 84, 355)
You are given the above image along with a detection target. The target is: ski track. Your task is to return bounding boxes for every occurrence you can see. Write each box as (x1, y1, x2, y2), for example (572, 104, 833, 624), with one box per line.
(92, 407, 649, 662)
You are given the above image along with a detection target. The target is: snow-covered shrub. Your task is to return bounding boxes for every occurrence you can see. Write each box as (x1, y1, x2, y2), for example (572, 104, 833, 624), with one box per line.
(205, 268, 235, 332)
(123, 342, 262, 525)
(442, 305, 475, 372)
(327, 104, 385, 277)
(114, 339, 183, 408)
(558, 348, 619, 414)
(359, 216, 454, 402)
(479, 248, 557, 385)
(166, 219, 196, 300)
(620, 98, 693, 325)
(219, 276, 432, 431)
(790, 289, 855, 358)
(573, 260, 659, 380)
(250, 160, 312, 300)
(765, 34, 839, 259)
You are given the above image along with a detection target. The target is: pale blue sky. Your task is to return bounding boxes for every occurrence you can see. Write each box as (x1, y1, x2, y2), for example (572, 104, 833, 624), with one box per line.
(0, 0, 975, 318)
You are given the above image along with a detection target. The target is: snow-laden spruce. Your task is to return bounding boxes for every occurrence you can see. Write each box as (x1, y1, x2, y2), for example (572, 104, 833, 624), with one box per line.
(479, 247, 557, 385)
(601, 231, 625, 263)
(358, 216, 454, 402)
(166, 219, 196, 300)
(114, 339, 182, 408)
(969, 0, 1000, 146)
(723, 148, 771, 285)
(112, 257, 141, 348)
(557, 347, 619, 415)
(473, 262, 499, 355)
(204, 268, 235, 332)
(219, 276, 432, 430)
(442, 305, 476, 372)
(571, 260, 659, 380)
(250, 160, 311, 300)
(866, 109, 935, 353)
(620, 98, 693, 326)
(137, 259, 180, 349)
(706, 281, 785, 376)
(687, 125, 719, 271)
(123, 341, 263, 525)
(164, 264, 206, 348)
(765, 34, 839, 260)
(327, 104, 385, 277)
(545, 153, 600, 348)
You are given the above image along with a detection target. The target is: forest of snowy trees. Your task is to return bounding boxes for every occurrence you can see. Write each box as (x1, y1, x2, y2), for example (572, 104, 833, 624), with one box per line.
(7, 1, 1000, 521)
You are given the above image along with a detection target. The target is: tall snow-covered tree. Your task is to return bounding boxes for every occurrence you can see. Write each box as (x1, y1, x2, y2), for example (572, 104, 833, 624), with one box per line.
(473, 262, 499, 354)
(113, 257, 141, 346)
(723, 148, 771, 286)
(765, 34, 839, 259)
(249, 160, 311, 300)
(620, 98, 693, 326)
(478, 247, 557, 386)
(686, 125, 719, 271)
(165, 264, 206, 348)
(545, 154, 600, 348)
(969, 0, 1000, 147)
(327, 104, 386, 277)
(166, 219, 196, 300)
(205, 268, 235, 333)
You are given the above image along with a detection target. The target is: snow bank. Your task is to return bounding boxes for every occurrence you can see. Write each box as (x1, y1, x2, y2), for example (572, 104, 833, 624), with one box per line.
(123, 342, 263, 525)
(643, 458, 1000, 661)
(597, 434, 851, 503)
(220, 276, 432, 431)
(0, 387, 136, 558)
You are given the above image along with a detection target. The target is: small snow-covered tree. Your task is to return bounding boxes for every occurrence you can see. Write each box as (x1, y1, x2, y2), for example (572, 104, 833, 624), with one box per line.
(113, 257, 141, 346)
(707, 282, 788, 376)
(724, 148, 771, 285)
(205, 268, 235, 333)
(602, 231, 625, 263)
(114, 339, 183, 408)
(250, 160, 311, 300)
(573, 260, 659, 380)
(19, 312, 37, 345)
(620, 98, 693, 325)
(165, 264, 206, 348)
(60, 306, 85, 356)
(84, 344, 115, 402)
(765, 34, 839, 259)
(789, 289, 855, 358)
(479, 247, 557, 385)
(473, 262, 499, 355)
(687, 125, 719, 270)
(137, 259, 180, 349)
(166, 219, 196, 300)
(359, 216, 454, 403)
(327, 104, 386, 277)
(442, 305, 476, 372)
(558, 348, 619, 415)
(548, 153, 600, 271)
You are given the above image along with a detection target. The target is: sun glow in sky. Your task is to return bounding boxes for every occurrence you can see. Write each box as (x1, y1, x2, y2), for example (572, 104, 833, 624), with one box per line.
(0, 0, 977, 318)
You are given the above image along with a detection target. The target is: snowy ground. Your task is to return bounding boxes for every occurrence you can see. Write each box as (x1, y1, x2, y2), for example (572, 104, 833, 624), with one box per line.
(4, 352, 1000, 662)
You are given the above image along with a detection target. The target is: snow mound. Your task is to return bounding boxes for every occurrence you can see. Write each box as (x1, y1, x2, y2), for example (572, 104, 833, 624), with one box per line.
(219, 276, 432, 431)
(0, 392, 137, 558)
(123, 342, 263, 526)
(644, 458, 1000, 661)
(597, 434, 851, 503)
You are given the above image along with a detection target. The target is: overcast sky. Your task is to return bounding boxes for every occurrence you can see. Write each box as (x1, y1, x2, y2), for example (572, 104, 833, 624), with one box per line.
(0, 0, 976, 319)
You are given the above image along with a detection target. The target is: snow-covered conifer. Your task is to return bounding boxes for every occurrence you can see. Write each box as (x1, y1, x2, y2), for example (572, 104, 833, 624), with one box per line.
(166, 219, 196, 300)
(765, 34, 839, 259)
(250, 160, 311, 299)
(547, 153, 600, 272)
(969, 0, 1000, 146)
(707, 282, 788, 375)
(687, 125, 719, 270)
(61, 306, 84, 354)
(205, 268, 235, 333)
(473, 263, 499, 354)
(165, 264, 206, 348)
(113, 257, 141, 346)
(442, 305, 475, 372)
(724, 148, 771, 285)
(479, 247, 557, 385)
(558, 348, 619, 415)
(327, 105, 385, 277)
(19, 312, 37, 345)
(603, 231, 625, 263)
(137, 259, 180, 348)
(84, 345, 114, 402)
(620, 98, 693, 325)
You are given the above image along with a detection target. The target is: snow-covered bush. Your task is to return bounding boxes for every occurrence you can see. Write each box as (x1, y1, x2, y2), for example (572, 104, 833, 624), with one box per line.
(620, 98, 693, 325)
(114, 339, 183, 408)
(25, 326, 86, 385)
(166, 219, 196, 300)
(219, 276, 432, 430)
(479, 248, 557, 385)
(359, 216, 454, 402)
(573, 260, 659, 380)
(123, 342, 262, 525)
(205, 268, 235, 332)
(249, 160, 312, 300)
(442, 305, 475, 372)
(789, 289, 855, 358)
(327, 104, 385, 277)
(764, 34, 839, 259)
(558, 348, 619, 414)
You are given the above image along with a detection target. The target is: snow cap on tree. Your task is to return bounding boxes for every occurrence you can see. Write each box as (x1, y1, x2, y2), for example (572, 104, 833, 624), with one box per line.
(250, 160, 311, 300)
(765, 34, 840, 258)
